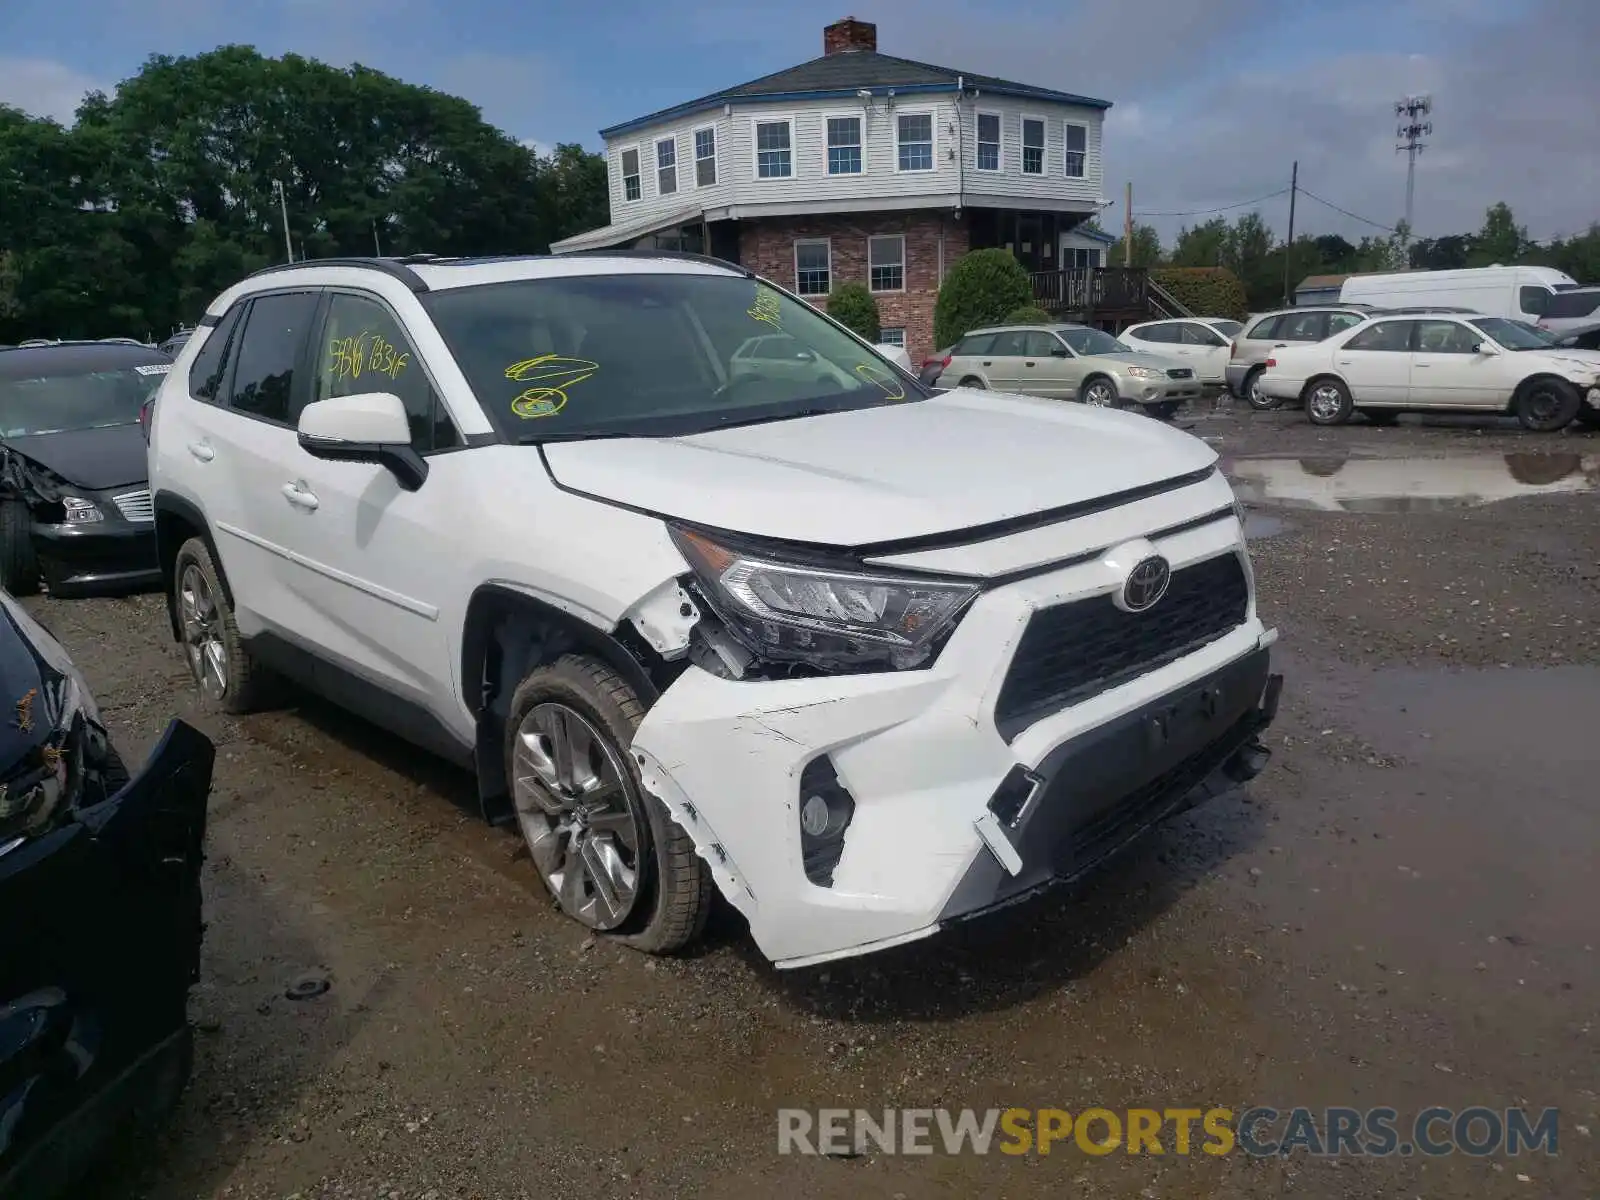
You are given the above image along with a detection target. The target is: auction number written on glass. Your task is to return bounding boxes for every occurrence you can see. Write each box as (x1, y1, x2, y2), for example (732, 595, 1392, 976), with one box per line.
(329, 331, 410, 382)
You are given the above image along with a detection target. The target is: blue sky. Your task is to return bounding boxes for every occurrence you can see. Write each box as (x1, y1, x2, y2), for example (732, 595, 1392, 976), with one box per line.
(2, 0, 1592, 246)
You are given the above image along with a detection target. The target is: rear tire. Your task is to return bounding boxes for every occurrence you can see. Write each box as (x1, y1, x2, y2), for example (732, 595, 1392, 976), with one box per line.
(1243, 367, 1280, 411)
(506, 655, 711, 955)
(0, 500, 39, 596)
(172, 537, 265, 713)
(959, 376, 986, 389)
(1513, 377, 1581, 432)
(1304, 377, 1354, 426)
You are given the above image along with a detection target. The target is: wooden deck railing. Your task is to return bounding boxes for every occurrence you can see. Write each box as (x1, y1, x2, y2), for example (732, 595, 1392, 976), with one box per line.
(1029, 267, 1149, 315)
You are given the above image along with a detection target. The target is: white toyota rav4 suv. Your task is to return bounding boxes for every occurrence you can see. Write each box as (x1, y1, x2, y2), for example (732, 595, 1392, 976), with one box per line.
(147, 252, 1282, 969)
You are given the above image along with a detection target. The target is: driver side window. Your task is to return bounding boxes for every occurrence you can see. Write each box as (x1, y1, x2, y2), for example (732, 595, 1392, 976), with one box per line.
(311, 294, 460, 452)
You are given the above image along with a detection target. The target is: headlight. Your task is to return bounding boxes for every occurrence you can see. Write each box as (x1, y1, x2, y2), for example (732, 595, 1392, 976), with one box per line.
(671, 527, 979, 671)
(62, 496, 104, 524)
(1125, 366, 1164, 380)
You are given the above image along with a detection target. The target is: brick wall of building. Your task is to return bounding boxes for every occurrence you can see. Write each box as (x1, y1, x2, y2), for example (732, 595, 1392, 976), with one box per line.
(738, 211, 970, 362)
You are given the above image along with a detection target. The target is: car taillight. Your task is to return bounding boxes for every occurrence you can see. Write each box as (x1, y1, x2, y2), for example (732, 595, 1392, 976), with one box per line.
(1265, 357, 1277, 368)
(1229, 341, 1238, 357)
(139, 396, 155, 443)
(941, 354, 952, 368)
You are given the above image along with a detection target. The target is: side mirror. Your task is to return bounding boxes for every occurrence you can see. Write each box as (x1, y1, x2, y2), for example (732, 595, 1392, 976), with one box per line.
(875, 344, 914, 373)
(1050, 346, 1069, 357)
(297, 393, 427, 492)
(1473, 341, 1499, 355)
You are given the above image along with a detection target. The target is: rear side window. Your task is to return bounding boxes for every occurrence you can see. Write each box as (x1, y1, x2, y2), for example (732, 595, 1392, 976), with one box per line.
(989, 331, 1029, 356)
(1137, 323, 1180, 343)
(1244, 315, 1281, 340)
(227, 292, 321, 424)
(956, 333, 996, 355)
(1543, 289, 1600, 319)
(1278, 311, 1328, 341)
(188, 305, 244, 402)
(1345, 320, 1414, 352)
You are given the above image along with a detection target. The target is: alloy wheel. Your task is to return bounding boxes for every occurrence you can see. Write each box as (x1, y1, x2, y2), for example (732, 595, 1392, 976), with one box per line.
(178, 563, 227, 701)
(1085, 381, 1117, 407)
(511, 702, 643, 931)
(1308, 383, 1346, 423)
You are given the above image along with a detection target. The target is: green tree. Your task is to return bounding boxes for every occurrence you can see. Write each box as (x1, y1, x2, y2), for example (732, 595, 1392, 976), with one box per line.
(1170, 217, 1230, 267)
(934, 248, 1032, 346)
(1106, 222, 1162, 267)
(1468, 202, 1528, 266)
(1003, 305, 1054, 324)
(826, 282, 880, 341)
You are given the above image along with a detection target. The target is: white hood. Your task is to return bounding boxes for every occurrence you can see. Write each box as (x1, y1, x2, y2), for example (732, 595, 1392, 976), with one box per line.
(541, 389, 1218, 546)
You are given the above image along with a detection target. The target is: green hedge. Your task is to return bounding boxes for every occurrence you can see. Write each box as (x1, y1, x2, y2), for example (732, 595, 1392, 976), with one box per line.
(1003, 305, 1055, 325)
(826, 282, 880, 341)
(934, 248, 1033, 347)
(1149, 267, 1249, 321)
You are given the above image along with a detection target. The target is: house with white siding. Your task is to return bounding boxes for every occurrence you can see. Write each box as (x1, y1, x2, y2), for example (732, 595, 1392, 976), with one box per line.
(551, 17, 1133, 358)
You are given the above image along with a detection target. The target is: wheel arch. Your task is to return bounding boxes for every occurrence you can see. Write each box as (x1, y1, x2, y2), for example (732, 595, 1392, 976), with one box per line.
(459, 583, 685, 825)
(1079, 372, 1116, 399)
(1509, 372, 1577, 415)
(153, 492, 232, 642)
(1299, 371, 1349, 402)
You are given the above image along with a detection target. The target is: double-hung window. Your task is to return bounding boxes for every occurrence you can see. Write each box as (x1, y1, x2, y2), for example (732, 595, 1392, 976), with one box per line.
(1065, 123, 1087, 178)
(656, 137, 677, 195)
(869, 235, 905, 293)
(694, 127, 717, 186)
(975, 112, 1001, 172)
(1022, 118, 1045, 175)
(620, 148, 641, 201)
(896, 113, 933, 172)
(756, 120, 793, 178)
(827, 116, 862, 174)
(794, 240, 831, 297)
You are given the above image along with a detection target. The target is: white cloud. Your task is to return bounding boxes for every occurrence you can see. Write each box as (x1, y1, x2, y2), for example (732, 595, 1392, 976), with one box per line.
(0, 58, 105, 123)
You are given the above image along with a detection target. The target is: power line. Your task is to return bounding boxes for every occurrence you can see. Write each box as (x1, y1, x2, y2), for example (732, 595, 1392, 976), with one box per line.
(1132, 188, 1289, 218)
(1296, 187, 1397, 233)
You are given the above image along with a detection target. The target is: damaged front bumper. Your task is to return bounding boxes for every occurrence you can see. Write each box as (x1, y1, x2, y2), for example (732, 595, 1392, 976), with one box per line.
(31, 518, 159, 592)
(633, 530, 1282, 970)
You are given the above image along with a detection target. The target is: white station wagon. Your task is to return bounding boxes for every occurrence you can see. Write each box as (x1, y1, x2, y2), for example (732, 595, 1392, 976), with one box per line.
(1259, 313, 1600, 431)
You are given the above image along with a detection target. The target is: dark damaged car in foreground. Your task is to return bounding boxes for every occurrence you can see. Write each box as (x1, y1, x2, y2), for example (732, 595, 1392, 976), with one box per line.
(0, 589, 215, 1199)
(0, 342, 170, 597)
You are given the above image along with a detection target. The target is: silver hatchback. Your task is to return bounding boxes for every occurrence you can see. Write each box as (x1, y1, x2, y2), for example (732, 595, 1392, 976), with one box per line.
(941, 323, 1200, 418)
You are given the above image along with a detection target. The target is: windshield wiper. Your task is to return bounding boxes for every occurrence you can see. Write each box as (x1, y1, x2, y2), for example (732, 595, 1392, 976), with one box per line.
(515, 429, 641, 444)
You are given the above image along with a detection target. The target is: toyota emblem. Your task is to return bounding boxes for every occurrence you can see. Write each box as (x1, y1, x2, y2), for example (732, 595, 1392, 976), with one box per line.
(1121, 555, 1171, 612)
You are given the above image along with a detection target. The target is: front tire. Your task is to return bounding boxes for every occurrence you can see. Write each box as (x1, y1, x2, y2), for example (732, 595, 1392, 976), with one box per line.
(1304, 378, 1354, 426)
(506, 654, 711, 954)
(1513, 378, 1581, 432)
(0, 500, 39, 595)
(1080, 376, 1121, 408)
(1146, 400, 1180, 421)
(173, 537, 264, 713)
(958, 376, 986, 389)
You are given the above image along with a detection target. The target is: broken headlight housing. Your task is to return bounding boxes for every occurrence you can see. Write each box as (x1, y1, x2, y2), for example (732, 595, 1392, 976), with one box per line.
(671, 526, 979, 672)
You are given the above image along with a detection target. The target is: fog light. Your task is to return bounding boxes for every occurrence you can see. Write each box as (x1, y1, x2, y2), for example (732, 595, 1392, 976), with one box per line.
(62, 496, 103, 524)
(798, 756, 855, 887)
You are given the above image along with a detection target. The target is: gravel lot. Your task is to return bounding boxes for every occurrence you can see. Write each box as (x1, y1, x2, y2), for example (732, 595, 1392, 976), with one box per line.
(31, 403, 1600, 1199)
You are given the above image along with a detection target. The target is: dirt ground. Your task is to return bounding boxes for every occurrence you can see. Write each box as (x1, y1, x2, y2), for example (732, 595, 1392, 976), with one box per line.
(30, 402, 1600, 1199)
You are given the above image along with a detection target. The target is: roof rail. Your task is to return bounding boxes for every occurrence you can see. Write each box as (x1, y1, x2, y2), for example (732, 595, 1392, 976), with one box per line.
(569, 248, 755, 277)
(246, 256, 430, 292)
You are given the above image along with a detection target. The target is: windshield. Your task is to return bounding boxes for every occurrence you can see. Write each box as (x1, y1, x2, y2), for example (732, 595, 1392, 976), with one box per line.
(0, 361, 169, 437)
(1208, 319, 1243, 337)
(1060, 327, 1132, 356)
(420, 273, 925, 440)
(1471, 317, 1555, 351)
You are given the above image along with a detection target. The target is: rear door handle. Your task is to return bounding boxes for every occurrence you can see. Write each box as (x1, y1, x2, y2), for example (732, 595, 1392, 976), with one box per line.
(1024, 360, 1037, 367)
(1415, 363, 1431, 368)
(187, 440, 214, 462)
(982, 360, 993, 366)
(281, 482, 319, 511)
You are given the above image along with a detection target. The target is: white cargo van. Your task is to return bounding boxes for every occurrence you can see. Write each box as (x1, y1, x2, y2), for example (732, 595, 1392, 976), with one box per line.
(1339, 265, 1581, 322)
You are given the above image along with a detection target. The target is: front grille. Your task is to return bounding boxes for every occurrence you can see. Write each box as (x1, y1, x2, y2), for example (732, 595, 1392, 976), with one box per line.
(994, 552, 1249, 737)
(111, 489, 154, 523)
(1167, 367, 1195, 379)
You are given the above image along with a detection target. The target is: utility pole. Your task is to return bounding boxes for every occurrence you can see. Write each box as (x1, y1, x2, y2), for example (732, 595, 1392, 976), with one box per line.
(1282, 160, 1298, 307)
(1394, 95, 1432, 239)
(272, 179, 293, 263)
(1123, 180, 1133, 267)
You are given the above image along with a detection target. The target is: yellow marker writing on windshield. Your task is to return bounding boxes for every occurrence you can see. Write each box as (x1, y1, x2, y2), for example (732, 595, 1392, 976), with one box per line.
(505, 354, 599, 418)
(854, 362, 907, 401)
(748, 287, 783, 331)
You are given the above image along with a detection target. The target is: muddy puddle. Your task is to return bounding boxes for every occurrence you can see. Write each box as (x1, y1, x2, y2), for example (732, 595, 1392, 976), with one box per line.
(1223, 450, 1599, 512)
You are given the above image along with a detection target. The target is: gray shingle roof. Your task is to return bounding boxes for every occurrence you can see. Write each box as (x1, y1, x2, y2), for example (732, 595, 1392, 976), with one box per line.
(600, 51, 1110, 138)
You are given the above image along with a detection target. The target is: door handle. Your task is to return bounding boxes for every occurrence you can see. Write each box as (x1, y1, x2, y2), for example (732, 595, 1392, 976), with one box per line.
(1024, 360, 1037, 367)
(1337, 359, 1353, 366)
(281, 482, 319, 511)
(1414, 363, 1431, 368)
(187, 440, 214, 462)
(982, 360, 993, 366)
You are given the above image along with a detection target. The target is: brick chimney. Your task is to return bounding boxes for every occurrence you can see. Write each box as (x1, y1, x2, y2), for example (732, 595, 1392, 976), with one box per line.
(824, 16, 877, 55)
